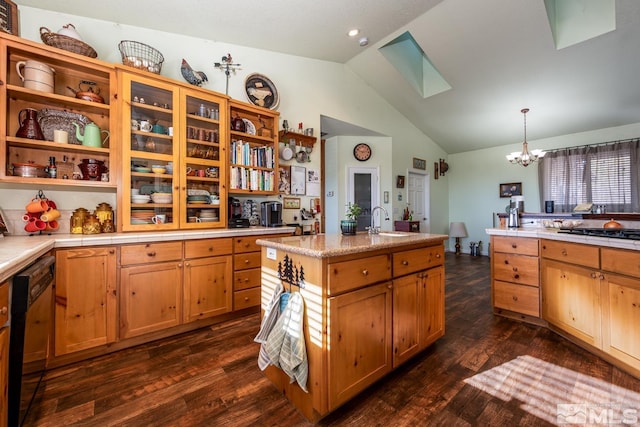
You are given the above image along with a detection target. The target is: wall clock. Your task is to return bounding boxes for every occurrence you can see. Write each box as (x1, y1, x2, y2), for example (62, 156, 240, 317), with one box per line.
(353, 143, 371, 161)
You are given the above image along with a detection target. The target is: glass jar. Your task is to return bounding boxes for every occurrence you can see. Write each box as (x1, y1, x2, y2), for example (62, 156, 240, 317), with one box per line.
(82, 214, 102, 234)
(70, 208, 89, 234)
(95, 203, 113, 224)
(101, 219, 115, 233)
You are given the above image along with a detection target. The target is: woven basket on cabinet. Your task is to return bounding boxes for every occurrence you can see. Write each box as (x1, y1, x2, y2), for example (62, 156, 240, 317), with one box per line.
(39, 27, 97, 58)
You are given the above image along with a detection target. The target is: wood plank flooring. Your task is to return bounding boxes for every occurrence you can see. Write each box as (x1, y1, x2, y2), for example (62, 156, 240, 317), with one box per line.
(26, 254, 640, 426)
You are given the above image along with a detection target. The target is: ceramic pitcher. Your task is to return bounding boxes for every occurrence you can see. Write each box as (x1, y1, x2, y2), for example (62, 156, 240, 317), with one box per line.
(16, 60, 55, 93)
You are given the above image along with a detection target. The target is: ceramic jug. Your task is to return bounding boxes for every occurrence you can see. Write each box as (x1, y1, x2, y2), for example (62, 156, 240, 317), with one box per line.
(16, 60, 55, 93)
(73, 122, 109, 148)
(16, 108, 45, 140)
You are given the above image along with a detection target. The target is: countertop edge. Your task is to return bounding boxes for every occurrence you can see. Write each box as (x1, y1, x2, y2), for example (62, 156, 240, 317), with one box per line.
(486, 227, 640, 251)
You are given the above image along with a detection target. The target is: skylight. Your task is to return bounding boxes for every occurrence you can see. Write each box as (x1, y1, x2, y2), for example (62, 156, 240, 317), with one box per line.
(379, 31, 451, 99)
(544, 0, 616, 49)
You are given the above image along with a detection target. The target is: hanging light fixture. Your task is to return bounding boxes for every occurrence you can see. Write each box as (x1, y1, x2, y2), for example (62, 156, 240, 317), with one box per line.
(506, 108, 545, 167)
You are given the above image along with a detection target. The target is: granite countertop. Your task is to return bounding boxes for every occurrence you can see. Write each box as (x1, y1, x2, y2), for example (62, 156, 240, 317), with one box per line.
(486, 227, 640, 251)
(256, 232, 449, 258)
(0, 226, 295, 283)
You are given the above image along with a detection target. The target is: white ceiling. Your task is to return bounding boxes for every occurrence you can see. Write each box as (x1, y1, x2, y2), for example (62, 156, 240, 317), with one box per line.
(15, 0, 640, 154)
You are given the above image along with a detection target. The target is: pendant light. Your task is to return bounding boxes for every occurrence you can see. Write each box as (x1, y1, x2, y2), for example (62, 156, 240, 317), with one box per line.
(506, 108, 545, 167)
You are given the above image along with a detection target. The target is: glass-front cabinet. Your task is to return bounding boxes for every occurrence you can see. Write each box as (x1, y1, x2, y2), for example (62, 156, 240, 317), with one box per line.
(118, 68, 228, 231)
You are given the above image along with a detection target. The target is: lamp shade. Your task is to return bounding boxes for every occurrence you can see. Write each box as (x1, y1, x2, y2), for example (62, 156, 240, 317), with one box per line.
(449, 222, 468, 238)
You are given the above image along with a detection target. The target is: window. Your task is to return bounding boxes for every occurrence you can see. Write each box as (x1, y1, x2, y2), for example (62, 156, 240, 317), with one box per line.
(539, 140, 640, 212)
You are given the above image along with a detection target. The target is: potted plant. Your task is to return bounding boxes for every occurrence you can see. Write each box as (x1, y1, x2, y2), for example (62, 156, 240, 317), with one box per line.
(340, 202, 362, 235)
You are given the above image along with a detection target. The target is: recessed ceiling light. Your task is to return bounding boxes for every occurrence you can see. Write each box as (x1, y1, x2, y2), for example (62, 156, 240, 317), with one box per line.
(347, 29, 360, 37)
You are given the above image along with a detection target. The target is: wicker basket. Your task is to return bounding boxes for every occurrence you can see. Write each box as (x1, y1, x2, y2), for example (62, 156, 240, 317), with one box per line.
(39, 27, 98, 58)
(118, 40, 164, 74)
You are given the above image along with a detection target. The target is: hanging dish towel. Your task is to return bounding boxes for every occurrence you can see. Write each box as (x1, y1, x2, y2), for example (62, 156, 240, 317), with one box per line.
(265, 292, 308, 392)
(254, 282, 283, 370)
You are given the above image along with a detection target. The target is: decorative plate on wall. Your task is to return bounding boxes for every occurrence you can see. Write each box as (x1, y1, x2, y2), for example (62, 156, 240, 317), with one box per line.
(244, 73, 279, 110)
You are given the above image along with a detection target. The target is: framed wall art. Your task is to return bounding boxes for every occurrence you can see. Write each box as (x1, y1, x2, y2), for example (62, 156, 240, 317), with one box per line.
(283, 197, 300, 209)
(291, 165, 306, 195)
(396, 175, 405, 188)
(499, 182, 522, 198)
(278, 165, 291, 194)
(0, 1, 18, 36)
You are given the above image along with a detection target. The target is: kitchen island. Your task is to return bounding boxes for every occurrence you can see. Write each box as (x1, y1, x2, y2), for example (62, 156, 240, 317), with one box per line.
(256, 232, 448, 422)
(487, 226, 640, 380)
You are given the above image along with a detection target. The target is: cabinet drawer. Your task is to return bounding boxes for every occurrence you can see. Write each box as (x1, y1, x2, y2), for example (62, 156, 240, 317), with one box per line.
(121, 241, 183, 265)
(328, 254, 391, 295)
(493, 253, 539, 286)
(185, 238, 233, 259)
(0, 281, 7, 326)
(493, 280, 540, 317)
(393, 245, 443, 277)
(234, 288, 261, 310)
(233, 236, 261, 253)
(493, 236, 538, 256)
(234, 268, 261, 291)
(601, 247, 640, 278)
(541, 239, 599, 268)
(234, 252, 262, 271)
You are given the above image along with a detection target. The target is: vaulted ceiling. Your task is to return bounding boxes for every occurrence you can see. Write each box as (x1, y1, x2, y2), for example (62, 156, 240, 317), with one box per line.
(15, 0, 640, 154)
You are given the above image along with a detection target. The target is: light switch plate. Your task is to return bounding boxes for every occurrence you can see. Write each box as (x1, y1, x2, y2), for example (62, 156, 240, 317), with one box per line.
(266, 247, 277, 260)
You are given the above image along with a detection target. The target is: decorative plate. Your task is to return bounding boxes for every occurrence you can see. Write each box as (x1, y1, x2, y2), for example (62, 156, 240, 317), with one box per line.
(37, 108, 92, 145)
(244, 73, 279, 110)
(243, 119, 256, 135)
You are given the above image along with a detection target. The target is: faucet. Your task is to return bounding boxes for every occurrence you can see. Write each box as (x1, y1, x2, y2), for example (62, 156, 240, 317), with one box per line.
(368, 206, 390, 234)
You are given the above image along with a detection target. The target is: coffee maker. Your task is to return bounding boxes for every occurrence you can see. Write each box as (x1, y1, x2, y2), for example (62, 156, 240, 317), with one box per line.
(228, 197, 249, 228)
(261, 201, 283, 227)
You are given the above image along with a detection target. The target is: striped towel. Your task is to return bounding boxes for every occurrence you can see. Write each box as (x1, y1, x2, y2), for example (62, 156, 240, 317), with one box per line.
(255, 282, 283, 370)
(265, 292, 308, 393)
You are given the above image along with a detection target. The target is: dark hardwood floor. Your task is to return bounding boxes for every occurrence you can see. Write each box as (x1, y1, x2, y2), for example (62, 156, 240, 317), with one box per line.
(26, 254, 640, 426)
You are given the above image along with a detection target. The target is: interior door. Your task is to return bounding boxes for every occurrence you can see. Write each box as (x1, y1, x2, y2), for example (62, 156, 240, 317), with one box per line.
(348, 166, 380, 231)
(408, 171, 430, 232)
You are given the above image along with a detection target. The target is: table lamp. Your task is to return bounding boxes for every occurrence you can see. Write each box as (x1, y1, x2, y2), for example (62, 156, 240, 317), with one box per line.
(449, 222, 468, 255)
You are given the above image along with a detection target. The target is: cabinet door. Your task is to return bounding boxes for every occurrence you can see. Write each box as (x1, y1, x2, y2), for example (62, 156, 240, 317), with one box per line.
(120, 262, 183, 339)
(119, 71, 179, 231)
(0, 327, 7, 427)
(55, 247, 117, 355)
(602, 273, 640, 370)
(541, 259, 602, 347)
(328, 282, 392, 410)
(183, 255, 232, 322)
(421, 265, 445, 348)
(393, 273, 421, 367)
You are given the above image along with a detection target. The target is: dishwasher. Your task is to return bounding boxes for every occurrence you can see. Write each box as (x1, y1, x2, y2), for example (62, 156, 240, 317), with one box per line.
(8, 255, 55, 427)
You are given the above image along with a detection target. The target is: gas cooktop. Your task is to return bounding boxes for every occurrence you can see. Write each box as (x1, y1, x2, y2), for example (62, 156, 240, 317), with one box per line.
(558, 228, 640, 240)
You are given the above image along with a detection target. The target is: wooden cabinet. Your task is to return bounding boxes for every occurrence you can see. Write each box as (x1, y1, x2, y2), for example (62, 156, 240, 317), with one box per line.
(120, 242, 183, 339)
(0, 281, 8, 427)
(54, 247, 117, 356)
(0, 34, 116, 189)
(228, 100, 279, 194)
(118, 68, 228, 231)
(183, 238, 233, 322)
(328, 281, 392, 410)
(491, 236, 540, 320)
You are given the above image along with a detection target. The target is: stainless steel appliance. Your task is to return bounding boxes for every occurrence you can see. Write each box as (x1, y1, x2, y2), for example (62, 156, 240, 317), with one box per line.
(507, 207, 520, 228)
(261, 201, 283, 227)
(8, 255, 54, 426)
(558, 228, 640, 240)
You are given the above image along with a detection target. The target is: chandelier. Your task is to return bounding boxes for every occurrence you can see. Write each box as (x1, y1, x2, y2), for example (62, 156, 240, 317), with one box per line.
(506, 108, 545, 167)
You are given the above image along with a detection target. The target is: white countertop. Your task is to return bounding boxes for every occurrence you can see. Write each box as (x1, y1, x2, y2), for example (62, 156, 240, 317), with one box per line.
(486, 227, 640, 251)
(0, 227, 295, 283)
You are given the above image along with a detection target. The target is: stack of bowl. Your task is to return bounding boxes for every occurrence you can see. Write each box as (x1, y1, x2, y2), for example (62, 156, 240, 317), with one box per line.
(187, 195, 209, 204)
(151, 192, 172, 204)
(200, 209, 218, 222)
(151, 165, 166, 174)
(131, 194, 151, 204)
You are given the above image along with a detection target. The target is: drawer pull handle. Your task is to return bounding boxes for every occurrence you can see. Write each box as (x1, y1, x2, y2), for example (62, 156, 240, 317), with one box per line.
(514, 274, 520, 279)
(244, 297, 250, 301)
(561, 249, 567, 256)
(512, 267, 518, 272)
(512, 296, 518, 301)
(0, 307, 6, 315)
(402, 260, 409, 266)
(109, 249, 115, 255)
(362, 269, 369, 276)
(591, 272, 597, 279)
(147, 251, 156, 257)
(504, 260, 509, 265)
(436, 253, 441, 258)
(208, 247, 214, 252)
(244, 259, 250, 264)
(512, 244, 517, 249)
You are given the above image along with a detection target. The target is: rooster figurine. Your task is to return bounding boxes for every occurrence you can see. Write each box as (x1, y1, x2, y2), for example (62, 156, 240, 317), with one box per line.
(181, 58, 208, 87)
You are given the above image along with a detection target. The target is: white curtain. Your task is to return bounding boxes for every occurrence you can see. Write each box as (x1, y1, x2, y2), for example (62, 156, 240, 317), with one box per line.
(538, 139, 640, 212)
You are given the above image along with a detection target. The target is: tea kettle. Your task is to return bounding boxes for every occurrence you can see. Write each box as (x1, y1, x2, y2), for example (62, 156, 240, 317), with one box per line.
(73, 122, 109, 148)
(507, 207, 520, 228)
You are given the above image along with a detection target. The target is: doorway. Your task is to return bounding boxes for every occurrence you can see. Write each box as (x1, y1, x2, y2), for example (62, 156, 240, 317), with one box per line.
(407, 171, 430, 232)
(348, 166, 380, 231)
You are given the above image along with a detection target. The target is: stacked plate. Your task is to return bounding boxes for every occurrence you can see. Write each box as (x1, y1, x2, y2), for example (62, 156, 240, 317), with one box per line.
(151, 192, 173, 204)
(131, 194, 151, 204)
(187, 195, 209, 204)
(200, 209, 218, 222)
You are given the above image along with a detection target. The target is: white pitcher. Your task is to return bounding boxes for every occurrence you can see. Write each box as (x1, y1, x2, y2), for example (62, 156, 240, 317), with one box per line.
(16, 60, 55, 93)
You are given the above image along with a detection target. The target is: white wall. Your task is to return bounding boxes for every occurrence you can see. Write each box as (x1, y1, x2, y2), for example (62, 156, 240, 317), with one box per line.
(448, 122, 640, 254)
(2, 6, 450, 235)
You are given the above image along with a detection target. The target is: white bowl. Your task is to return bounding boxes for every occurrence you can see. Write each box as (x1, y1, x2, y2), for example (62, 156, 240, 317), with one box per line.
(131, 188, 140, 195)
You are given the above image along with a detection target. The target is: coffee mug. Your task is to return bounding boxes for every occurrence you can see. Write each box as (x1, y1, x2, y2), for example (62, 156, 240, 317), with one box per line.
(188, 216, 201, 223)
(185, 167, 194, 176)
(131, 119, 140, 131)
(45, 220, 60, 231)
(53, 129, 68, 143)
(140, 120, 152, 132)
(40, 208, 61, 222)
(196, 169, 206, 177)
(151, 214, 166, 224)
(24, 217, 46, 232)
(205, 167, 218, 178)
(152, 124, 165, 134)
(26, 199, 48, 213)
